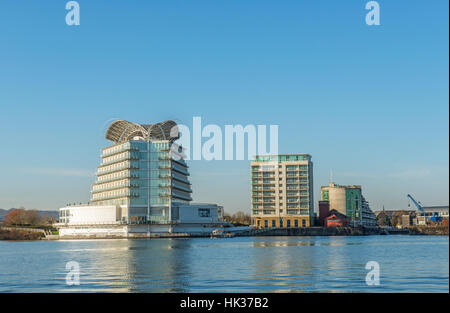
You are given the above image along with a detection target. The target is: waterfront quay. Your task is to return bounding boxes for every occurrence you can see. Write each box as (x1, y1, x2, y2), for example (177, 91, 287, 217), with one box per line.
(49, 226, 428, 240)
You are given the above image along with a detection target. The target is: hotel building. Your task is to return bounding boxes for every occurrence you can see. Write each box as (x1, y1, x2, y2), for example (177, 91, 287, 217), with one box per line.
(251, 154, 314, 228)
(320, 182, 377, 227)
(57, 120, 226, 237)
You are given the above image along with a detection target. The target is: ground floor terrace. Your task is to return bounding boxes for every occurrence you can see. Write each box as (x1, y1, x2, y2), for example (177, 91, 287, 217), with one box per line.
(56, 222, 229, 239)
(252, 216, 312, 228)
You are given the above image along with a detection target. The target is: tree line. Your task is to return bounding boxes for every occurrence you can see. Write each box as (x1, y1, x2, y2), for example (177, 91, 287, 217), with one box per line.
(223, 211, 251, 226)
(1, 208, 57, 227)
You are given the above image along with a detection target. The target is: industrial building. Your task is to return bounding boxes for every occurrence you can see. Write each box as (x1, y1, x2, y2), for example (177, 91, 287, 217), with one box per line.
(325, 209, 350, 227)
(319, 182, 377, 227)
(56, 120, 226, 237)
(374, 205, 449, 226)
(250, 154, 314, 228)
(419, 206, 449, 219)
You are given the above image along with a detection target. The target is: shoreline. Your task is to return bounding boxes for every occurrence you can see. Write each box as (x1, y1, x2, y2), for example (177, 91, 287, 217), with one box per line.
(1, 225, 448, 241)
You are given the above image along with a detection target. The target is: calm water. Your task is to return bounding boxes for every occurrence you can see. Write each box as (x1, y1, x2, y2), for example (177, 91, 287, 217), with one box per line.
(0, 235, 448, 292)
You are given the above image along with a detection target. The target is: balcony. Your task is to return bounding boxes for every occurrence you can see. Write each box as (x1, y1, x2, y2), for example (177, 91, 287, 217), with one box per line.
(172, 192, 193, 201)
(99, 154, 140, 168)
(97, 163, 139, 176)
(94, 173, 139, 184)
(172, 175, 191, 185)
(91, 183, 139, 194)
(91, 191, 139, 201)
(102, 144, 139, 158)
(171, 165, 190, 176)
(172, 183, 192, 193)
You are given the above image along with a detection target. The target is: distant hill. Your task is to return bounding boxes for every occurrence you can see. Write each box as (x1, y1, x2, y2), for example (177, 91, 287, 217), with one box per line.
(0, 208, 59, 221)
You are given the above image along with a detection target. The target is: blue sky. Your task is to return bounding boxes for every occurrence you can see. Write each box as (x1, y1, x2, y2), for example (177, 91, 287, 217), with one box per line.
(0, 0, 448, 213)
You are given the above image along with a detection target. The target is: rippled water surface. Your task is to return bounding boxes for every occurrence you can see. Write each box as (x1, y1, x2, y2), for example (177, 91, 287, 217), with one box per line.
(0, 235, 448, 292)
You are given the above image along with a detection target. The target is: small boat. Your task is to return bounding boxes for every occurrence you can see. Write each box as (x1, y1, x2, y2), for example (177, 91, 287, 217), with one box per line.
(211, 229, 235, 238)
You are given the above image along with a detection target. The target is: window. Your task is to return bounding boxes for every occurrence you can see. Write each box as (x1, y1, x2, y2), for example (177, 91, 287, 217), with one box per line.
(198, 208, 210, 217)
(264, 220, 268, 228)
(287, 220, 291, 228)
(271, 220, 276, 227)
(302, 219, 306, 227)
(294, 219, 299, 227)
(279, 219, 283, 227)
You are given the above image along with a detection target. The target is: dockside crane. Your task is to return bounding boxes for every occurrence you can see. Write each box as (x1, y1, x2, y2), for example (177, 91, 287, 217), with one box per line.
(407, 194, 442, 223)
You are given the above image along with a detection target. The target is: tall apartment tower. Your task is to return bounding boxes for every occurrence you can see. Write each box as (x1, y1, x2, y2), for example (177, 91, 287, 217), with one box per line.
(251, 154, 314, 228)
(90, 120, 192, 224)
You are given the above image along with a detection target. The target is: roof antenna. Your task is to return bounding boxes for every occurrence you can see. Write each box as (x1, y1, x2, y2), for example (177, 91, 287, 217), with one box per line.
(330, 168, 334, 184)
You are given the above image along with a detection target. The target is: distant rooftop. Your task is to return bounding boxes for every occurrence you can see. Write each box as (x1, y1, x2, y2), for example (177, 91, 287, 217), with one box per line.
(105, 120, 179, 144)
(374, 206, 449, 214)
(253, 154, 311, 162)
(321, 182, 362, 189)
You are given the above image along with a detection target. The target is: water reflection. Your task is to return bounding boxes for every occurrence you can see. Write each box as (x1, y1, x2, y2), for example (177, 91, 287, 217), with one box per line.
(126, 239, 192, 292)
(0, 236, 448, 292)
(250, 237, 319, 292)
(57, 239, 195, 292)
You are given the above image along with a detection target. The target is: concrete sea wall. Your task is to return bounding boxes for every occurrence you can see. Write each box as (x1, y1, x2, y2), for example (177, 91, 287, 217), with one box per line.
(236, 226, 381, 237)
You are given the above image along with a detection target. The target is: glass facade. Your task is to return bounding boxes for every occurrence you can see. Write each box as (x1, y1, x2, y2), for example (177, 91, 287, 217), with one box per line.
(91, 140, 192, 224)
(345, 188, 361, 221)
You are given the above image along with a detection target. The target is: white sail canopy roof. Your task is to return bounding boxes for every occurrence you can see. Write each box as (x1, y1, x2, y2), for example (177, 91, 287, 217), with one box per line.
(105, 120, 179, 143)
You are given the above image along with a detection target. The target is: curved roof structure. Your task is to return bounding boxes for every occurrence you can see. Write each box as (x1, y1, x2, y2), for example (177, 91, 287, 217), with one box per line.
(105, 120, 179, 143)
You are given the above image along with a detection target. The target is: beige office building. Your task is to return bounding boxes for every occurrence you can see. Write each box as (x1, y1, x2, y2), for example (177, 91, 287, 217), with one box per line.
(251, 154, 314, 228)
